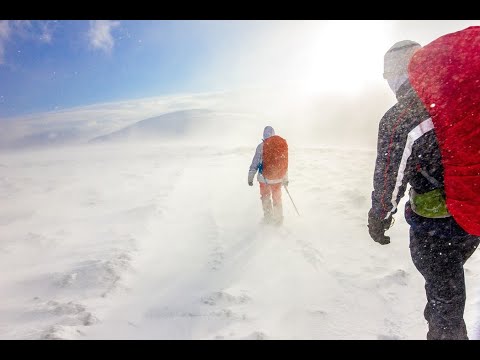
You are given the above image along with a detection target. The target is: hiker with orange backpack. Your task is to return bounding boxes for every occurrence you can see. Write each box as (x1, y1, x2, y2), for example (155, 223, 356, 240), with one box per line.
(248, 126, 289, 226)
(368, 27, 480, 340)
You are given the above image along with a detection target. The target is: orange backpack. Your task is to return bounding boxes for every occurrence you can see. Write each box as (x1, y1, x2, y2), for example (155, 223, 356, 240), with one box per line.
(262, 135, 288, 180)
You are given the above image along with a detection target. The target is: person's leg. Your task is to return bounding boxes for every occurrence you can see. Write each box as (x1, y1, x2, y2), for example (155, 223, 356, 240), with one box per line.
(259, 182, 273, 222)
(407, 203, 479, 340)
(271, 183, 283, 225)
(411, 232, 468, 339)
(460, 235, 480, 265)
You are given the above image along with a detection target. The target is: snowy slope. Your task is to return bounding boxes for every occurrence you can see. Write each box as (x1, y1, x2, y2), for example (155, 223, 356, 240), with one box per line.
(1, 141, 479, 339)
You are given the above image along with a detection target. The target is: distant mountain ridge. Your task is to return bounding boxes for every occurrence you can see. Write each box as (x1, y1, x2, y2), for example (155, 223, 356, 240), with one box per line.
(89, 109, 215, 143)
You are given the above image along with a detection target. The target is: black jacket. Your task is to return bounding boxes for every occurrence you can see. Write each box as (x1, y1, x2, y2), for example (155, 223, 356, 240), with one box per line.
(371, 80, 444, 220)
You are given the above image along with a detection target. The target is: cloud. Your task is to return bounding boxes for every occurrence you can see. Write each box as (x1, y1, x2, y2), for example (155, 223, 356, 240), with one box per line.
(0, 20, 56, 65)
(88, 20, 120, 53)
(0, 20, 11, 64)
(39, 22, 54, 44)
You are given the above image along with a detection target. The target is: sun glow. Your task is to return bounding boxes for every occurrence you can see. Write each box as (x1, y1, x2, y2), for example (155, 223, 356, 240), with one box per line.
(287, 20, 394, 98)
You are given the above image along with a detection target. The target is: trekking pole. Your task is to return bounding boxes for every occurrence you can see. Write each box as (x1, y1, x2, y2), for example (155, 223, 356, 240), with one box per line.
(283, 184, 300, 216)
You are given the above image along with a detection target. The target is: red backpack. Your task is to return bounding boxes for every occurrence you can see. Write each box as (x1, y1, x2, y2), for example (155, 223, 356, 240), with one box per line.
(262, 135, 288, 180)
(408, 26, 480, 235)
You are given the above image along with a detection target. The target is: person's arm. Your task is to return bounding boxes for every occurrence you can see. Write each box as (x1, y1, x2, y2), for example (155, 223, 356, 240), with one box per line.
(248, 143, 263, 185)
(371, 108, 411, 219)
(369, 106, 411, 243)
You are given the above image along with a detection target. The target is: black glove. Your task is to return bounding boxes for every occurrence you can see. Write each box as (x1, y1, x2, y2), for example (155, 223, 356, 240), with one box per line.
(248, 180, 253, 186)
(368, 208, 393, 245)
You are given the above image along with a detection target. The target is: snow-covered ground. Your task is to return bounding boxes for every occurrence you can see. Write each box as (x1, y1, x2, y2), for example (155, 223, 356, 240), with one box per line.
(1, 141, 479, 339)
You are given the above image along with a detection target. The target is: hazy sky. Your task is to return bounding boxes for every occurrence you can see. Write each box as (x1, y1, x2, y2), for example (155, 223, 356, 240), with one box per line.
(0, 20, 478, 119)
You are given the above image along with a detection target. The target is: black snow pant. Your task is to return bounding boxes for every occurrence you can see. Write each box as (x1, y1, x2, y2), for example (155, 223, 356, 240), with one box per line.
(405, 202, 480, 340)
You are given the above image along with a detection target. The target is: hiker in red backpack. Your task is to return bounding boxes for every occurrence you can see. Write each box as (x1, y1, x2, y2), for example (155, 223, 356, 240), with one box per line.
(248, 126, 289, 225)
(368, 27, 480, 340)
